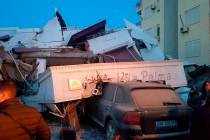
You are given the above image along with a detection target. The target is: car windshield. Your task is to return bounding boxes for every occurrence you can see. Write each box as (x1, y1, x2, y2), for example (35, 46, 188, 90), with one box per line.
(131, 88, 183, 107)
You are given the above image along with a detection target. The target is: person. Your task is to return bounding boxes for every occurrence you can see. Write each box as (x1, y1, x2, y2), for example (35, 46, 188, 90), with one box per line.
(201, 80, 210, 140)
(203, 80, 210, 106)
(190, 80, 210, 140)
(0, 80, 50, 140)
(205, 81, 210, 92)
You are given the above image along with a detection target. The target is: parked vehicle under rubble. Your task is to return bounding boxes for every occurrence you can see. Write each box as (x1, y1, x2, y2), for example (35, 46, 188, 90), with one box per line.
(86, 81, 192, 140)
(20, 60, 187, 130)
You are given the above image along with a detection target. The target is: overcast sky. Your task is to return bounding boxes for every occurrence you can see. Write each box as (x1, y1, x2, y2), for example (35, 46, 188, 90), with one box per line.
(0, 0, 140, 29)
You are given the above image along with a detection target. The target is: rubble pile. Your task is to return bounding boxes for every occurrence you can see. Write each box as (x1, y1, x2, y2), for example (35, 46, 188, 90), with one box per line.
(0, 10, 165, 95)
(0, 47, 33, 82)
(0, 10, 190, 133)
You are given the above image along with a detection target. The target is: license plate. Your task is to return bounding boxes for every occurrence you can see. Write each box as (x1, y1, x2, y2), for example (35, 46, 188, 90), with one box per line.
(155, 120, 177, 128)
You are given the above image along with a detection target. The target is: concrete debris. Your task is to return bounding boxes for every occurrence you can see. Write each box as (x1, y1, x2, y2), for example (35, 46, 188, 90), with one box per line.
(0, 10, 195, 134)
(0, 47, 33, 81)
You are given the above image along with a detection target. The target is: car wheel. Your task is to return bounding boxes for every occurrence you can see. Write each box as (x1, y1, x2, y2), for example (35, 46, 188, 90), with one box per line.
(106, 120, 118, 140)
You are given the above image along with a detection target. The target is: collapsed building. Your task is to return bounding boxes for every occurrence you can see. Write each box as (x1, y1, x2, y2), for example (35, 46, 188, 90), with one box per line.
(0, 11, 190, 130)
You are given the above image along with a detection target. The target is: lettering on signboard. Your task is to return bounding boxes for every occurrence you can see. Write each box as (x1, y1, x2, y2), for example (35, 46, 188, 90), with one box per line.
(140, 71, 172, 81)
(116, 71, 172, 82)
(117, 72, 131, 82)
(84, 71, 172, 83)
(84, 74, 112, 83)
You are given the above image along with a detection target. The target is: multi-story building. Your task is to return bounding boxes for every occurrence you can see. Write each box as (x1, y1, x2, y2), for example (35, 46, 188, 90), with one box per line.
(140, 0, 178, 59)
(140, 0, 210, 65)
(178, 0, 210, 65)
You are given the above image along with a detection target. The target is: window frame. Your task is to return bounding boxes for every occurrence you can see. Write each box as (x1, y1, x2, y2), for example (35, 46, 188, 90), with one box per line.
(114, 86, 133, 105)
(185, 5, 200, 26)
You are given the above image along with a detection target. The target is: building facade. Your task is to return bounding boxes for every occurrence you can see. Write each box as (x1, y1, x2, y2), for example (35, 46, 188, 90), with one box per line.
(140, 0, 178, 59)
(178, 0, 210, 65)
(140, 0, 210, 65)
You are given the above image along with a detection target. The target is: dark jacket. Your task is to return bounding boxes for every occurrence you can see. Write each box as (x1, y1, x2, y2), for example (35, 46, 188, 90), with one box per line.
(0, 98, 50, 140)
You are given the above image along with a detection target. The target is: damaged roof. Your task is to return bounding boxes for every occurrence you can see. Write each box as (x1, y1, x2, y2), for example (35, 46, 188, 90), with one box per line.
(0, 35, 11, 42)
(67, 20, 106, 46)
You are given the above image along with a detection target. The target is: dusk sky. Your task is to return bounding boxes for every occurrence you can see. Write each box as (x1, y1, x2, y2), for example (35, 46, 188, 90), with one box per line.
(0, 0, 140, 29)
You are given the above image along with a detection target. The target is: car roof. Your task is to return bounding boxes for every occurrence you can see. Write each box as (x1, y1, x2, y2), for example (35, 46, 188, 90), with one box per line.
(105, 81, 172, 90)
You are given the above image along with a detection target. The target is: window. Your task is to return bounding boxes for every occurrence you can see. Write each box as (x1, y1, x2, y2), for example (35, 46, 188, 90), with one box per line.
(115, 88, 125, 103)
(184, 39, 201, 58)
(156, 24, 160, 41)
(157, 0, 160, 12)
(144, 6, 153, 19)
(131, 89, 183, 106)
(102, 84, 116, 102)
(185, 6, 200, 26)
(115, 87, 132, 105)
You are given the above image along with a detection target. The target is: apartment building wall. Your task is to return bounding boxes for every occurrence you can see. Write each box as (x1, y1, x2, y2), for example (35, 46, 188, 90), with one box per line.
(141, 0, 178, 58)
(178, 0, 210, 65)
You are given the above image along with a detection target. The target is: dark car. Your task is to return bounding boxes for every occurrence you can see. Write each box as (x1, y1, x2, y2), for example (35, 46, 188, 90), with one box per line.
(86, 81, 191, 140)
